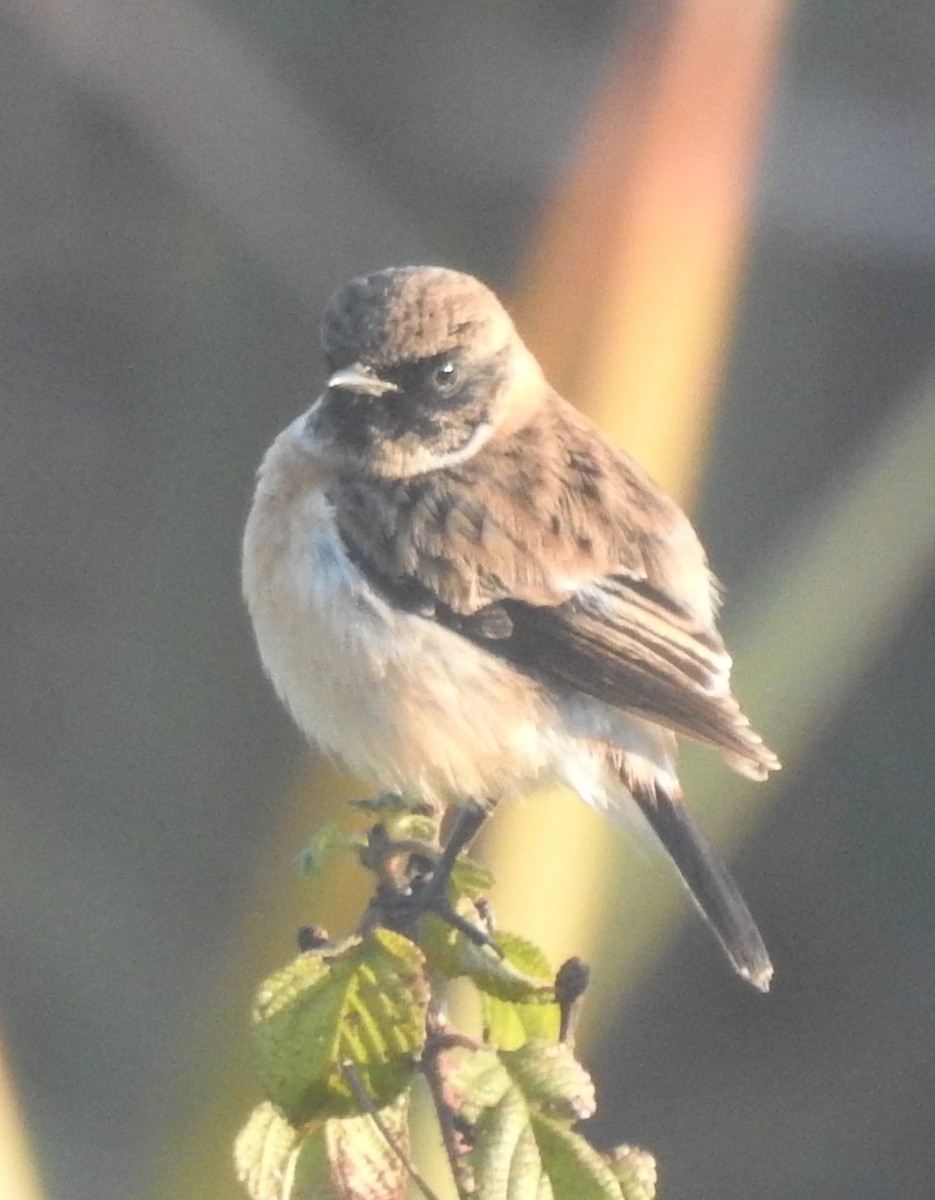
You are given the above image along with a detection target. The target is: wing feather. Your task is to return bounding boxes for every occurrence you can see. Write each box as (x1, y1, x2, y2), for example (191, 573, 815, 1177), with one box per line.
(331, 391, 779, 778)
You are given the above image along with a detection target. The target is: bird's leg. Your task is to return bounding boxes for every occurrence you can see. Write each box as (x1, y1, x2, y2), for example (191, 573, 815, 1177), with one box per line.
(363, 799, 493, 946)
(406, 799, 492, 946)
(418, 799, 489, 903)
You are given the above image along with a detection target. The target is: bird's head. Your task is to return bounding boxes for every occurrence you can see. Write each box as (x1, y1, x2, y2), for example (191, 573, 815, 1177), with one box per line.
(301, 266, 544, 477)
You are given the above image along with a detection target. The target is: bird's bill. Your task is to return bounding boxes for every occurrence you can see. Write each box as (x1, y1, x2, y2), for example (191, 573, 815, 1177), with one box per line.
(326, 363, 399, 396)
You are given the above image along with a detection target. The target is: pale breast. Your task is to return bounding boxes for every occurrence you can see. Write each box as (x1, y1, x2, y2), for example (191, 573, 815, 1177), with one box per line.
(242, 428, 559, 804)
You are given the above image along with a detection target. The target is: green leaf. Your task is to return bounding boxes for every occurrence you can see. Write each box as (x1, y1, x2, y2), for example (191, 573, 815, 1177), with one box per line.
(453, 1046, 618, 1200)
(483, 993, 561, 1053)
(501, 1043, 596, 1122)
(420, 919, 555, 1002)
(234, 1102, 301, 1200)
(471, 1087, 542, 1200)
(293, 1096, 411, 1200)
(530, 1113, 622, 1200)
(417, 908, 495, 984)
(252, 929, 428, 1123)
(453, 1048, 514, 1120)
(449, 854, 496, 898)
(295, 824, 361, 877)
(606, 1145, 657, 1200)
(234, 1097, 412, 1200)
(385, 812, 439, 844)
(480, 934, 561, 1050)
(486, 933, 555, 999)
(346, 796, 438, 842)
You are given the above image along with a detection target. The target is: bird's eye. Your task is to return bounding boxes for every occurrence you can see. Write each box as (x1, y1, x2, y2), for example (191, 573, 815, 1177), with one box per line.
(432, 361, 459, 390)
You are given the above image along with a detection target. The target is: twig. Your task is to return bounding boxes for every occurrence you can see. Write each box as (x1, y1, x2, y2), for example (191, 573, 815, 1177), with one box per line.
(340, 1061, 444, 1200)
(359, 801, 497, 949)
(422, 1002, 474, 1200)
(431, 1030, 484, 1054)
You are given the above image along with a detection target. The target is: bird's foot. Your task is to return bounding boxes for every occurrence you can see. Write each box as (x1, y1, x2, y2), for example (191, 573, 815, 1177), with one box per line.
(361, 799, 492, 946)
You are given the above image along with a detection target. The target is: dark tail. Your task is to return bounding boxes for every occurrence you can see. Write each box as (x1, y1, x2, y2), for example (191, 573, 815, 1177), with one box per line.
(633, 784, 773, 991)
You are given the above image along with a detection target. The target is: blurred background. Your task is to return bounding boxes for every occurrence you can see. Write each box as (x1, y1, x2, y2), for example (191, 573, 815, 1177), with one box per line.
(2, 1, 935, 1198)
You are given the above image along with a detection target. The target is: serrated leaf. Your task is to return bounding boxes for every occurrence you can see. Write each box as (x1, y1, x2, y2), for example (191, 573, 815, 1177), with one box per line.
(292, 1096, 411, 1200)
(420, 918, 555, 1010)
(253, 929, 428, 1123)
(606, 1145, 657, 1200)
(471, 1087, 541, 1200)
(235, 1097, 412, 1200)
(530, 1114, 622, 1200)
(473, 934, 555, 1005)
(483, 992, 561, 1053)
(453, 1047, 615, 1200)
(479, 934, 561, 1049)
(452, 1048, 514, 1121)
(295, 824, 361, 877)
(501, 1043, 596, 1122)
(449, 855, 496, 898)
(417, 908, 493, 983)
(234, 1102, 302, 1200)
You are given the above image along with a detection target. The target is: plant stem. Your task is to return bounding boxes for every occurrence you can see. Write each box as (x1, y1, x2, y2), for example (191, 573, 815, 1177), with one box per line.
(340, 1062, 444, 1200)
(422, 1002, 474, 1200)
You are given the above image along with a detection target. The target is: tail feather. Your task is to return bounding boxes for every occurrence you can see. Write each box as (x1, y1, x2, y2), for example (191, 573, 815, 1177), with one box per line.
(632, 782, 773, 991)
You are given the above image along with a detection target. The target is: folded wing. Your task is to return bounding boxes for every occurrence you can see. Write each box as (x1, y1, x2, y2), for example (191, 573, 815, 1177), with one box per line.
(469, 576, 778, 779)
(332, 392, 779, 780)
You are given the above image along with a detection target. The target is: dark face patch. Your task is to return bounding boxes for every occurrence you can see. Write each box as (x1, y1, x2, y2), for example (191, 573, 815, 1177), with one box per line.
(312, 348, 511, 475)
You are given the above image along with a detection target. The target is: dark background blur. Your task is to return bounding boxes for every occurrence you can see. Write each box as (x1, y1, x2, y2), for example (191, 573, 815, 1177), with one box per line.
(2, 2, 935, 1199)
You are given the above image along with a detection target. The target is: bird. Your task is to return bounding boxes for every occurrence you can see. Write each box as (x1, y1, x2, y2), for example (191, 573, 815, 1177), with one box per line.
(242, 265, 780, 991)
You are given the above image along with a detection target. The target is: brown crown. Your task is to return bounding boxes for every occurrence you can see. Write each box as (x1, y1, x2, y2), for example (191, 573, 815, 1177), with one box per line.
(321, 266, 516, 369)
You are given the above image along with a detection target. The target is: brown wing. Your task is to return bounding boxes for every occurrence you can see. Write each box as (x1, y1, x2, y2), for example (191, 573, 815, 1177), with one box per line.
(332, 392, 778, 778)
(479, 579, 777, 776)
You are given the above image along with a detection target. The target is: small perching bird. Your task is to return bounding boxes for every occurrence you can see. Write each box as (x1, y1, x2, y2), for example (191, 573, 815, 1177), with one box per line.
(242, 266, 780, 990)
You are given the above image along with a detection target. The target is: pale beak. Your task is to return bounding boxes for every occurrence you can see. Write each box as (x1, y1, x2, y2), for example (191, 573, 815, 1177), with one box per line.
(327, 362, 398, 397)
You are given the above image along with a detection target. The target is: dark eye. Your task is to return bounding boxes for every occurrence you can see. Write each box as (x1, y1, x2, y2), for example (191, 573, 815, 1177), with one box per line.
(432, 360, 459, 390)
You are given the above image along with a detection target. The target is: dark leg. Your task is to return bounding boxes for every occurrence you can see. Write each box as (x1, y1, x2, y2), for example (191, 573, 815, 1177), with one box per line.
(363, 799, 493, 946)
(406, 800, 491, 944)
(424, 799, 489, 900)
